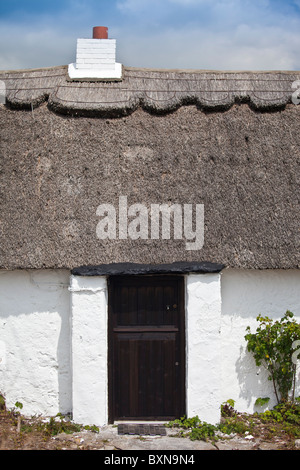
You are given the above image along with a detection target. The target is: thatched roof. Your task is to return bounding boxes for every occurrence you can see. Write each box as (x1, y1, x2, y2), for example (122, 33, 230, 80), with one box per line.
(1, 65, 300, 116)
(0, 65, 299, 270)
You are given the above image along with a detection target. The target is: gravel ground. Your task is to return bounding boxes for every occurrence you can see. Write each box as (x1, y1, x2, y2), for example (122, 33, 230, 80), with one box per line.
(1, 409, 300, 451)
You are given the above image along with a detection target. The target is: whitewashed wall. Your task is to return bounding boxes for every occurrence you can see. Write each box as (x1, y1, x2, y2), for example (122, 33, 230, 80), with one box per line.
(0, 270, 71, 416)
(185, 273, 222, 424)
(0, 268, 299, 424)
(220, 269, 300, 413)
(70, 275, 108, 426)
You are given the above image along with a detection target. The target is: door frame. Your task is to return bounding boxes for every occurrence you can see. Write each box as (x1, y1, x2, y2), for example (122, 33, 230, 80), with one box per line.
(108, 274, 186, 423)
(70, 269, 222, 427)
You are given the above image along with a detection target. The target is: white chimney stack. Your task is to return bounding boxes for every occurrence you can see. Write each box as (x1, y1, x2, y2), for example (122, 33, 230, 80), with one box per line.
(68, 27, 122, 80)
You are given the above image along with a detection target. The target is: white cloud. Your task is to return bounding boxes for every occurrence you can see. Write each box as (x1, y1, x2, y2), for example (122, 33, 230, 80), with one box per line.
(0, 3, 94, 70)
(2, 18, 300, 72)
(117, 22, 300, 70)
(0, 21, 76, 70)
(114, 0, 300, 70)
(117, 0, 267, 13)
(166, 0, 208, 4)
(116, 0, 212, 15)
(116, 0, 156, 12)
(0, 0, 300, 71)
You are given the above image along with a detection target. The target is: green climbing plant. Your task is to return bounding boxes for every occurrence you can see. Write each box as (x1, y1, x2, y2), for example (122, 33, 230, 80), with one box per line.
(245, 311, 300, 404)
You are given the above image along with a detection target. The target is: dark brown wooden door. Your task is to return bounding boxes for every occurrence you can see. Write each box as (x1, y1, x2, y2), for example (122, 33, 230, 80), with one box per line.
(108, 275, 185, 422)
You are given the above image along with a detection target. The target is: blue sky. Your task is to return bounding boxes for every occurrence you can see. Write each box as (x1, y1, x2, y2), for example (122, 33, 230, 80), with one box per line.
(1, 0, 300, 70)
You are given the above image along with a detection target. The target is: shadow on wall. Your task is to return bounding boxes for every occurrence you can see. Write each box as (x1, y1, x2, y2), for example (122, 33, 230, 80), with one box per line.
(221, 268, 300, 413)
(235, 347, 278, 411)
(0, 269, 71, 416)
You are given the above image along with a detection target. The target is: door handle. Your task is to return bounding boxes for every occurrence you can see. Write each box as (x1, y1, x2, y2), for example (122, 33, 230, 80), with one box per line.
(166, 304, 177, 310)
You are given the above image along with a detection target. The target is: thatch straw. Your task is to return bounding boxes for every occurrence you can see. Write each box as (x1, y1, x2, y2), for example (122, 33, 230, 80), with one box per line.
(0, 65, 299, 117)
(0, 65, 299, 269)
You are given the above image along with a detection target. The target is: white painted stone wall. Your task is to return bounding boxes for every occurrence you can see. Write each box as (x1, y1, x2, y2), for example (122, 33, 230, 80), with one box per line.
(185, 273, 222, 424)
(220, 268, 300, 413)
(0, 268, 299, 424)
(0, 270, 71, 416)
(70, 275, 108, 426)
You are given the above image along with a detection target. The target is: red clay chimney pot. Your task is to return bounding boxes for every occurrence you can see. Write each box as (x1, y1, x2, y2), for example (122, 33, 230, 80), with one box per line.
(93, 26, 108, 39)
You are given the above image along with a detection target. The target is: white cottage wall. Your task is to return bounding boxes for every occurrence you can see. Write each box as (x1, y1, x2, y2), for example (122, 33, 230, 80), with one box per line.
(185, 273, 222, 424)
(220, 269, 300, 414)
(70, 275, 108, 426)
(0, 270, 71, 416)
(0, 268, 299, 424)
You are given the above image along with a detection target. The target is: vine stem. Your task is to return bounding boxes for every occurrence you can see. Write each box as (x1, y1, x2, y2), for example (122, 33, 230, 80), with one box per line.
(17, 415, 21, 434)
(267, 361, 280, 404)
